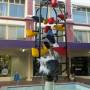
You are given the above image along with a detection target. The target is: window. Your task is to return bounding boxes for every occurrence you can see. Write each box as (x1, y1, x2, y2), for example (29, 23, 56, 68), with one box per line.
(74, 30, 89, 43)
(16, 26, 24, 39)
(72, 6, 86, 23)
(9, 0, 14, 3)
(4, 0, 8, 2)
(0, 25, 24, 40)
(87, 12, 90, 24)
(15, 0, 19, 4)
(21, 0, 25, 4)
(35, 0, 40, 5)
(72, 5, 90, 24)
(8, 26, 24, 40)
(0, 0, 25, 17)
(0, 55, 11, 77)
(9, 4, 24, 17)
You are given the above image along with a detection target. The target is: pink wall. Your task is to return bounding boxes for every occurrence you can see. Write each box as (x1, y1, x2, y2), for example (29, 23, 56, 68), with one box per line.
(66, 0, 74, 42)
(27, 0, 33, 15)
(26, 0, 34, 40)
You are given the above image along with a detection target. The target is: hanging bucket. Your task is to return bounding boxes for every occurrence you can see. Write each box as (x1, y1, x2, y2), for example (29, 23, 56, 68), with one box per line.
(26, 29, 38, 38)
(31, 48, 39, 57)
(51, 0, 58, 7)
(41, 45, 48, 56)
(53, 24, 65, 31)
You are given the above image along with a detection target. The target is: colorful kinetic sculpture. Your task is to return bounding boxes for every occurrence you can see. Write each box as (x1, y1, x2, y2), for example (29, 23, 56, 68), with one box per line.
(32, 16, 44, 22)
(31, 0, 66, 82)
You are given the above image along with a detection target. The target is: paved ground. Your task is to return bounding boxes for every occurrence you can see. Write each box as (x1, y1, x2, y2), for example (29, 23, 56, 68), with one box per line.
(0, 77, 90, 87)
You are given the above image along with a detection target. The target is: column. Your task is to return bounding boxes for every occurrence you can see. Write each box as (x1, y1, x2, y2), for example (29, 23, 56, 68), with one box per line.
(27, 51, 33, 81)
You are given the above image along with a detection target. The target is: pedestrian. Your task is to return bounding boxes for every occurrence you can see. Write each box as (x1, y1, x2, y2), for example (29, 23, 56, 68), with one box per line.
(14, 72, 20, 85)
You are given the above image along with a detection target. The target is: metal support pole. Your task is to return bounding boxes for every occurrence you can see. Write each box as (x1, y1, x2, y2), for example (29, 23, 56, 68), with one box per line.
(64, 4, 70, 79)
(39, 1, 42, 58)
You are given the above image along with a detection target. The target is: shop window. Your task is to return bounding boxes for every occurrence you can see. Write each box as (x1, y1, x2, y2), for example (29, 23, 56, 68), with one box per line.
(71, 57, 89, 76)
(0, 55, 11, 77)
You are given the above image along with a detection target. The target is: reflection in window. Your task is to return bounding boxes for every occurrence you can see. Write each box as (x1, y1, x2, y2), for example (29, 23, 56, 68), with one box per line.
(16, 26, 24, 39)
(87, 12, 90, 24)
(74, 31, 83, 42)
(21, 0, 25, 4)
(15, 0, 19, 4)
(0, 25, 6, 39)
(0, 55, 11, 76)
(0, 3, 7, 16)
(9, 0, 14, 3)
(88, 32, 90, 43)
(4, 0, 8, 2)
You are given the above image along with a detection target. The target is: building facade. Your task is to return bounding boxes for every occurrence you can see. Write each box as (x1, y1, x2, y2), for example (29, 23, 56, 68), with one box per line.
(0, 0, 90, 81)
(0, 0, 33, 81)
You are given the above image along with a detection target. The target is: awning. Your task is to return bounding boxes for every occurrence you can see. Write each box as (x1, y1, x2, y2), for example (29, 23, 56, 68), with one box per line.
(58, 42, 90, 49)
(0, 40, 34, 48)
(0, 40, 90, 49)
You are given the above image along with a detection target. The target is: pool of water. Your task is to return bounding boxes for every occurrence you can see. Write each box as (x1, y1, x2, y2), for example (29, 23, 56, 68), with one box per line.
(55, 83, 90, 90)
(3, 83, 90, 90)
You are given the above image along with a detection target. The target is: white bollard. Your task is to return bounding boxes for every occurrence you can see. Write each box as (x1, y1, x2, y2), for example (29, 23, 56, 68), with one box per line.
(44, 81, 55, 90)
